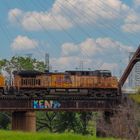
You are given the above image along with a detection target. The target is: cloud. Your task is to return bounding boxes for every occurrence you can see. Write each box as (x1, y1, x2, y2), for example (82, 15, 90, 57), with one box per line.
(50, 37, 133, 73)
(61, 37, 133, 57)
(51, 55, 119, 73)
(122, 10, 140, 32)
(100, 63, 118, 70)
(11, 35, 38, 51)
(50, 56, 100, 71)
(61, 43, 79, 56)
(51, 56, 80, 70)
(8, 8, 23, 24)
(8, 0, 129, 31)
(80, 38, 102, 56)
(21, 12, 72, 31)
(121, 0, 140, 33)
(134, 0, 140, 7)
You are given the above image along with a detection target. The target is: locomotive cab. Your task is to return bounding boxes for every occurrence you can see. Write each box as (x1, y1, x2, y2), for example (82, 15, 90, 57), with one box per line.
(12, 70, 50, 96)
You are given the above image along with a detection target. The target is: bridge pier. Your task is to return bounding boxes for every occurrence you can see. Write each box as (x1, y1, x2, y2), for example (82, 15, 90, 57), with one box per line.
(12, 111, 36, 132)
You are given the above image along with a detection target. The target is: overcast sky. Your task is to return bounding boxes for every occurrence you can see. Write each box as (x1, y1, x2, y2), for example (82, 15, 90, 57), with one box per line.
(0, 0, 140, 75)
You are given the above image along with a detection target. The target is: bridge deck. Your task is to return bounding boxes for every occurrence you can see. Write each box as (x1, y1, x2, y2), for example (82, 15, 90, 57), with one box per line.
(0, 94, 120, 112)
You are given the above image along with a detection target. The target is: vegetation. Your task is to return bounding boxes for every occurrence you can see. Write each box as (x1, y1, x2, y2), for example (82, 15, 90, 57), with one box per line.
(129, 87, 140, 104)
(129, 94, 140, 104)
(0, 56, 46, 74)
(0, 130, 120, 140)
(0, 56, 46, 130)
(36, 112, 95, 135)
(0, 113, 11, 129)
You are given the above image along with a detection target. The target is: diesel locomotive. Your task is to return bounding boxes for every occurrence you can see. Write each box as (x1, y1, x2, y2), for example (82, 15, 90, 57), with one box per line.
(11, 70, 118, 97)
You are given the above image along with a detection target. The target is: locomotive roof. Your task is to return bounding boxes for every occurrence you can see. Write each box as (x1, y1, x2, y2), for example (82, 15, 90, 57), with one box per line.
(47, 70, 110, 72)
(66, 70, 111, 77)
(13, 69, 112, 77)
(13, 70, 44, 77)
(65, 70, 111, 72)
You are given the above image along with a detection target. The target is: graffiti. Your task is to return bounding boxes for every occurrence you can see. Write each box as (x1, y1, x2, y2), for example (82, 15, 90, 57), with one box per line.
(33, 100, 61, 109)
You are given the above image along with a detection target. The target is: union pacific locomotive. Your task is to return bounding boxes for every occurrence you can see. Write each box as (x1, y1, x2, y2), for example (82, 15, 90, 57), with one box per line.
(0, 74, 5, 94)
(11, 70, 118, 98)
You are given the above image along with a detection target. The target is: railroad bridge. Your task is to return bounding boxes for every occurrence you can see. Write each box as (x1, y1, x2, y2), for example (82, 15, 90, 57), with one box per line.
(0, 95, 120, 131)
(1, 45, 140, 132)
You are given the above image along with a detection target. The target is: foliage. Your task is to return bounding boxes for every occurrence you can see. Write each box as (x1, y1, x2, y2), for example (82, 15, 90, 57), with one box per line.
(0, 130, 120, 140)
(129, 94, 140, 104)
(136, 87, 140, 94)
(0, 56, 46, 130)
(97, 98, 139, 140)
(0, 59, 7, 70)
(0, 113, 11, 129)
(37, 112, 95, 135)
(129, 87, 140, 104)
(0, 56, 46, 74)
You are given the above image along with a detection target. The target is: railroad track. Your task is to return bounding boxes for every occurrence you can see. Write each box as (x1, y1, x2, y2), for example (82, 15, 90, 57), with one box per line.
(0, 94, 121, 101)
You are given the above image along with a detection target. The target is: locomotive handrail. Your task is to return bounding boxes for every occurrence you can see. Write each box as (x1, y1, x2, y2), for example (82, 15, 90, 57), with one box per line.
(119, 45, 140, 88)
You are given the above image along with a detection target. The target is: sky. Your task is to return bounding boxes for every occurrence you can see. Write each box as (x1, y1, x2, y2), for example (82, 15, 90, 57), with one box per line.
(0, 0, 140, 76)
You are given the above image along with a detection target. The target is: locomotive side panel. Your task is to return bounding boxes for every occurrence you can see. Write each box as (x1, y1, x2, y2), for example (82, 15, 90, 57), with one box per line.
(48, 74, 118, 90)
(0, 75, 5, 93)
(49, 74, 73, 88)
(13, 75, 49, 89)
(71, 75, 80, 88)
(78, 76, 118, 89)
(12, 70, 118, 97)
(110, 77, 118, 88)
(79, 76, 97, 88)
(0, 75, 5, 87)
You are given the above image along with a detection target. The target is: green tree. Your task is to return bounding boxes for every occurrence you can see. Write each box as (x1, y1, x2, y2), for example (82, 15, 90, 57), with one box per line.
(37, 112, 94, 135)
(0, 59, 8, 71)
(0, 113, 11, 129)
(0, 56, 46, 130)
(0, 56, 46, 75)
(10, 56, 46, 72)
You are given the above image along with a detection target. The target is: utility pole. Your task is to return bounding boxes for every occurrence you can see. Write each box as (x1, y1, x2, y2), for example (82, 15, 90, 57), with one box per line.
(79, 60, 84, 71)
(45, 53, 49, 72)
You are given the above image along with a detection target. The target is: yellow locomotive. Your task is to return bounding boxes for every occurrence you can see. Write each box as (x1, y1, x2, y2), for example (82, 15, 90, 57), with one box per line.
(12, 70, 118, 98)
(0, 74, 5, 94)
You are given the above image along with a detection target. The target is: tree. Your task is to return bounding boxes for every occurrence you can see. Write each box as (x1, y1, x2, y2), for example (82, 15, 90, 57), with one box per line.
(79, 112, 93, 135)
(37, 112, 95, 135)
(10, 56, 46, 72)
(97, 98, 139, 139)
(0, 59, 7, 69)
(37, 112, 57, 132)
(0, 56, 46, 130)
(0, 56, 46, 75)
(0, 113, 11, 129)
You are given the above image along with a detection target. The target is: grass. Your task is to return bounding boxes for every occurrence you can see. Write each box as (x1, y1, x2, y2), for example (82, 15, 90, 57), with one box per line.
(0, 130, 120, 140)
(129, 94, 140, 104)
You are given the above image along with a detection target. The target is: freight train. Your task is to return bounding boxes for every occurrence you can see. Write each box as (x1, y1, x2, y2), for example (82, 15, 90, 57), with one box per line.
(0, 70, 119, 98)
(11, 70, 118, 98)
